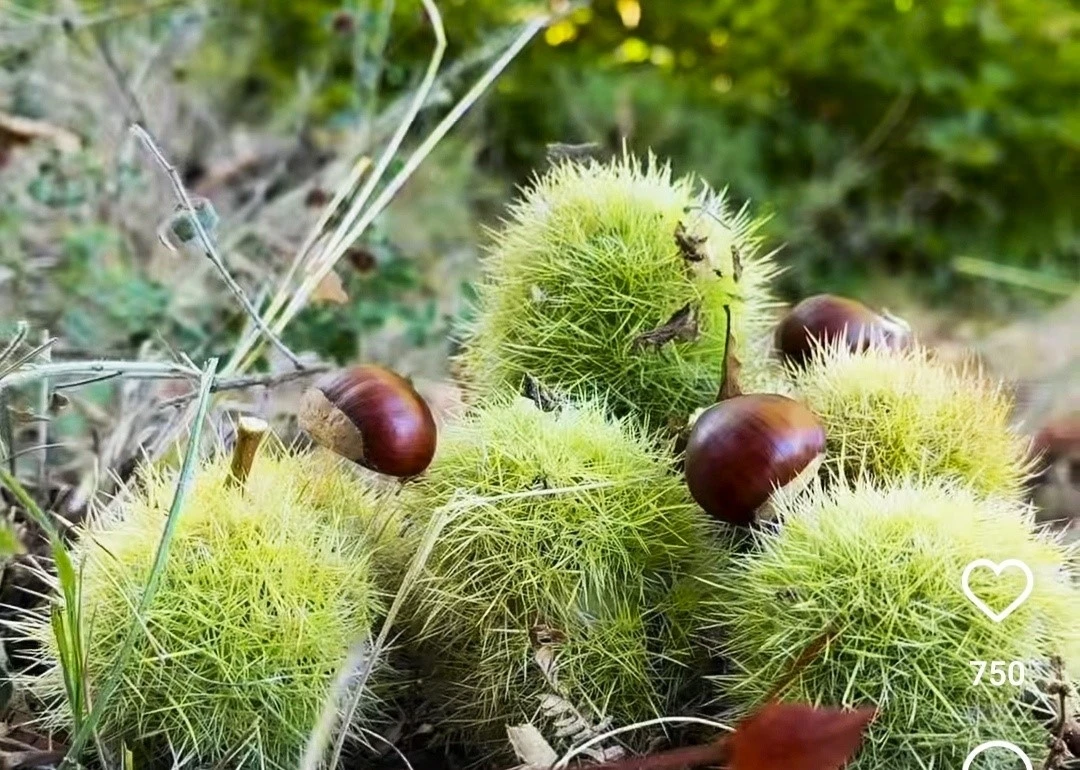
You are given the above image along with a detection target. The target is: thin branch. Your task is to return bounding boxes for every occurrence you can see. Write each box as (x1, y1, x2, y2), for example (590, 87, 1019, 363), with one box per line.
(156, 364, 331, 410)
(317, 0, 449, 275)
(0, 336, 58, 381)
(53, 372, 124, 390)
(0, 321, 29, 366)
(0, 361, 202, 393)
(857, 89, 912, 158)
(230, 6, 557, 376)
(129, 123, 305, 369)
(761, 624, 840, 705)
(1, 442, 67, 466)
(78, 22, 150, 127)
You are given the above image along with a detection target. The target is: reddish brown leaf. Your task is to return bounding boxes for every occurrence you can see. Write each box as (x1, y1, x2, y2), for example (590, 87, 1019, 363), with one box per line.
(727, 702, 875, 770)
(585, 742, 728, 770)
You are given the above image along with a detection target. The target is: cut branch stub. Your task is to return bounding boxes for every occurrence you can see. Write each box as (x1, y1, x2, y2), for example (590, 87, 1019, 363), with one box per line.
(228, 416, 269, 489)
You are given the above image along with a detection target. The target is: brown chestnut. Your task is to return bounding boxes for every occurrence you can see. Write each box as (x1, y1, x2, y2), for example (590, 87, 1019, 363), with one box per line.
(775, 294, 911, 366)
(684, 394, 826, 526)
(298, 365, 437, 477)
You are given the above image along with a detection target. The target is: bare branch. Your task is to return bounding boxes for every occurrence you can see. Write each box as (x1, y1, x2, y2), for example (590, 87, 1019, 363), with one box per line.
(129, 123, 305, 370)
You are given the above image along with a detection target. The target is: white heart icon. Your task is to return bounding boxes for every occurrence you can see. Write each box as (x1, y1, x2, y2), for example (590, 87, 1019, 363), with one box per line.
(962, 741, 1032, 770)
(961, 559, 1034, 623)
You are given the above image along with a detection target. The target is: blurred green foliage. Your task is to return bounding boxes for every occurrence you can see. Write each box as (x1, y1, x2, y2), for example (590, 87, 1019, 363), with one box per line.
(207, 0, 1080, 303)
(283, 233, 449, 364)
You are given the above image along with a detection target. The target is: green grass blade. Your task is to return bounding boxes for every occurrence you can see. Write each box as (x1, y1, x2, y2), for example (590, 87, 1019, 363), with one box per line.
(62, 357, 219, 766)
(0, 450, 89, 734)
(953, 256, 1079, 297)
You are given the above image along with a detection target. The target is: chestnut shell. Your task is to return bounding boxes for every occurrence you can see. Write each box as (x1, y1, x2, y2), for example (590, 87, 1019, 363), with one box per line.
(776, 294, 909, 366)
(684, 394, 826, 526)
(304, 365, 437, 477)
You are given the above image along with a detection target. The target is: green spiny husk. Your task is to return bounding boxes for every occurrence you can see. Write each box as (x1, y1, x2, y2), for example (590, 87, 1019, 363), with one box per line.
(792, 341, 1033, 499)
(458, 151, 782, 432)
(398, 396, 733, 752)
(14, 450, 391, 770)
(709, 478, 1080, 770)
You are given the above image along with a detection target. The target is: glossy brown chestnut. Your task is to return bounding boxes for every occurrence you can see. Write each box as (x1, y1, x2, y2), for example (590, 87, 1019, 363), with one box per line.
(775, 294, 911, 366)
(298, 365, 437, 477)
(684, 394, 826, 526)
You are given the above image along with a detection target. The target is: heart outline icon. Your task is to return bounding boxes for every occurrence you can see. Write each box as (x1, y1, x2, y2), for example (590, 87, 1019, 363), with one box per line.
(961, 559, 1034, 623)
(962, 741, 1032, 770)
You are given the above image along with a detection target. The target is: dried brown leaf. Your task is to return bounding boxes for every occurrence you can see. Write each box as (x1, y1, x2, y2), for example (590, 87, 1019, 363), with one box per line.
(522, 374, 561, 412)
(633, 304, 699, 351)
(727, 702, 875, 770)
(675, 222, 708, 263)
(546, 142, 602, 163)
(311, 270, 349, 305)
(718, 305, 742, 400)
(0, 112, 80, 154)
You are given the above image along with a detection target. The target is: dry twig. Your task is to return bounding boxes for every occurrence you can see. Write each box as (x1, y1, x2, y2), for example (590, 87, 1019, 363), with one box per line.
(129, 123, 305, 369)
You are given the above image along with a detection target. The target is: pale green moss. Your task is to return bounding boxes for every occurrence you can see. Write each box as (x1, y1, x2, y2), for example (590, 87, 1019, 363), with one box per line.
(792, 342, 1032, 498)
(399, 396, 730, 750)
(459, 151, 781, 431)
(16, 450, 388, 770)
(710, 479, 1080, 770)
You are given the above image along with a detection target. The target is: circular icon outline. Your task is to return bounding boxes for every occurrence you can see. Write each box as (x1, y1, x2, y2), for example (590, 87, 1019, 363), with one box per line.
(962, 741, 1033, 770)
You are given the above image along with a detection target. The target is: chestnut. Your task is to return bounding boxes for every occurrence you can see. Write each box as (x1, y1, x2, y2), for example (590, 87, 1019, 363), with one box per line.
(298, 365, 437, 477)
(684, 394, 826, 526)
(775, 294, 911, 366)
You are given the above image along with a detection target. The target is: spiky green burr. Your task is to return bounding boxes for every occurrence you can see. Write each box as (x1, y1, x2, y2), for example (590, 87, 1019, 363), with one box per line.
(711, 479, 1080, 770)
(399, 396, 730, 750)
(792, 342, 1033, 498)
(459, 151, 781, 432)
(14, 450, 389, 770)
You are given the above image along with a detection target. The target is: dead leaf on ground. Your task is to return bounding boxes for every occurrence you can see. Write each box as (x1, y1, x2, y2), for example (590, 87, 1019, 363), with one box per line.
(0, 112, 80, 154)
(506, 723, 558, 770)
(727, 702, 876, 770)
(311, 270, 349, 305)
